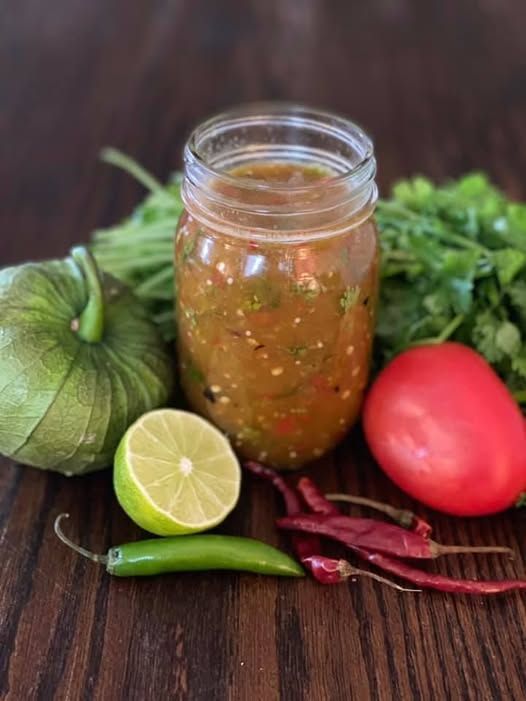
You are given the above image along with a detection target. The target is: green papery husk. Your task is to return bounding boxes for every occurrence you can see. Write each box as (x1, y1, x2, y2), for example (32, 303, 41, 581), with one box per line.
(0, 250, 174, 475)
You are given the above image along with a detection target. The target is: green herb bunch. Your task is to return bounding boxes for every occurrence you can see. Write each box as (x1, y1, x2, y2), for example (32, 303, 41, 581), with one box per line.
(91, 152, 526, 403)
(91, 150, 183, 341)
(376, 174, 526, 403)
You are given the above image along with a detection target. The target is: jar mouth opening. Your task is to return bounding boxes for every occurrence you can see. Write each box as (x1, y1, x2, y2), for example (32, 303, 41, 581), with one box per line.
(184, 102, 375, 195)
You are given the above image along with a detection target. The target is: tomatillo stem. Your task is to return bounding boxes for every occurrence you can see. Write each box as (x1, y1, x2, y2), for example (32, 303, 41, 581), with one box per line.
(71, 246, 105, 343)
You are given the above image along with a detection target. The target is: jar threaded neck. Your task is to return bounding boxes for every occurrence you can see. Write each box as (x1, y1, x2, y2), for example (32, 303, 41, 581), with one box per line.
(182, 103, 377, 242)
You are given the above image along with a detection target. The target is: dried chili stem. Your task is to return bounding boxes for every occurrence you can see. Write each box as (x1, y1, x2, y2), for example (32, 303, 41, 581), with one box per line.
(432, 543, 514, 557)
(335, 559, 420, 592)
(326, 492, 432, 537)
(353, 548, 526, 595)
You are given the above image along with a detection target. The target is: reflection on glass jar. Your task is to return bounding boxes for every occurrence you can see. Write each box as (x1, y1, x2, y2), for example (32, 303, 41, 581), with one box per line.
(175, 104, 379, 470)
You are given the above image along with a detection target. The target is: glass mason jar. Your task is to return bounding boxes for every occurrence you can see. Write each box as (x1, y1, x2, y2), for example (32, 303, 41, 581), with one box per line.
(175, 103, 378, 470)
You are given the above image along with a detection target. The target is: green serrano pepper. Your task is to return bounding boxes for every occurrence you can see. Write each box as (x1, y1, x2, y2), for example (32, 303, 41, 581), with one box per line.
(54, 514, 304, 578)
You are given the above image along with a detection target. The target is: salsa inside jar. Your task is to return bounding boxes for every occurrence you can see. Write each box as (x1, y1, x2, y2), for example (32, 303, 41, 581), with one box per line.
(176, 158, 378, 470)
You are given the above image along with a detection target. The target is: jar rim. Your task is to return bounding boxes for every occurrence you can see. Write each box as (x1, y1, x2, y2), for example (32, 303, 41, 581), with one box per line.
(184, 102, 375, 195)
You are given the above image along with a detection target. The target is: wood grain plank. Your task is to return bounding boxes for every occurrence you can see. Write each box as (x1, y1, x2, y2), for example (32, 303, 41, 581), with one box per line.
(2, 1, 526, 699)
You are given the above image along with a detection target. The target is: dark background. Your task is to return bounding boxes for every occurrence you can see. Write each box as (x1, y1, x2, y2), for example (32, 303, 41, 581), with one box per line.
(2, 1, 526, 700)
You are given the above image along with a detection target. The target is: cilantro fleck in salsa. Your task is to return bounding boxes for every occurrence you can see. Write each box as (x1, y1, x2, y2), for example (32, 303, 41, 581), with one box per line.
(175, 104, 378, 469)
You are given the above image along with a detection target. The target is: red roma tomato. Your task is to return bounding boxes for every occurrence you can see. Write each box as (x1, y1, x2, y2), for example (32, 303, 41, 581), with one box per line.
(363, 343, 526, 516)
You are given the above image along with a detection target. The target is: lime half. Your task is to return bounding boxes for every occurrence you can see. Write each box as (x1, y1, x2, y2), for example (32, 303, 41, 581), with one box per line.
(114, 409, 241, 535)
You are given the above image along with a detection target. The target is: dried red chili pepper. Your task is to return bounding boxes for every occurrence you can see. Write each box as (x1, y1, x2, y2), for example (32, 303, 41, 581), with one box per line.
(294, 477, 526, 595)
(325, 492, 432, 538)
(244, 463, 412, 590)
(297, 477, 339, 516)
(244, 461, 344, 584)
(245, 461, 301, 515)
(301, 555, 419, 592)
(276, 514, 513, 560)
(407, 516, 431, 538)
(352, 548, 526, 595)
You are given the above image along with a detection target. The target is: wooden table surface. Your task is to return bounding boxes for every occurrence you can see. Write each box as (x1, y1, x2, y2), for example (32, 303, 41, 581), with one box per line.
(2, 1, 526, 699)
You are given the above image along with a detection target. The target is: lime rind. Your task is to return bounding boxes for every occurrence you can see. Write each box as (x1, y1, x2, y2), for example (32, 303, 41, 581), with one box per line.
(114, 409, 241, 535)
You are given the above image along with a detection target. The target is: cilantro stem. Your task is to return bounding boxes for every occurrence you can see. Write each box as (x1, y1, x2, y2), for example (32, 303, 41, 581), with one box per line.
(93, 222, 177, 245)
(135, 266, 174, 297)
(377, 202, 491, 254)
(154, 309, 175, 324)
(100, 148, 165, 194)
(383, 250, 417, 262)
(93, 253, 174, 273)
(410, 314, 465, 347)
(94, 243, 173, 261)
(435, 314, 466, 342)
(381, 263, 421, 278)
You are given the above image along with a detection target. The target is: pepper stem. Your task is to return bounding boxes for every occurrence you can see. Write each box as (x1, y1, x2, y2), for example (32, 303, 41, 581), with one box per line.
(326, 493, 416, 529)
(71, 246, 105, 344)
(338, 560, 420, 592)
(431, 542, 514, 558)
(54, 514, 108, 565)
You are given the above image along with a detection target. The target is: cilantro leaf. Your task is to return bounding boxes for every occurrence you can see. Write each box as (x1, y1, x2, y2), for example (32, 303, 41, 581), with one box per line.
(491, 248, 526, 285)
(508, 281, 526, 323)
(495, 321, 522, 357)
(340, 286, 360, 314)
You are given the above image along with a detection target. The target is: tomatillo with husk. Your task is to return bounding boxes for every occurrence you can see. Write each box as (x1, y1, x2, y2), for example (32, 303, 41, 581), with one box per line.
(0, 246, 173, 475)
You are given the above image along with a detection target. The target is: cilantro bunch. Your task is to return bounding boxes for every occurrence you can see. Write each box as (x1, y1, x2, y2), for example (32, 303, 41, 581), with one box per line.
(91, 150, 183, 342)
(376, 174, 526, 403)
